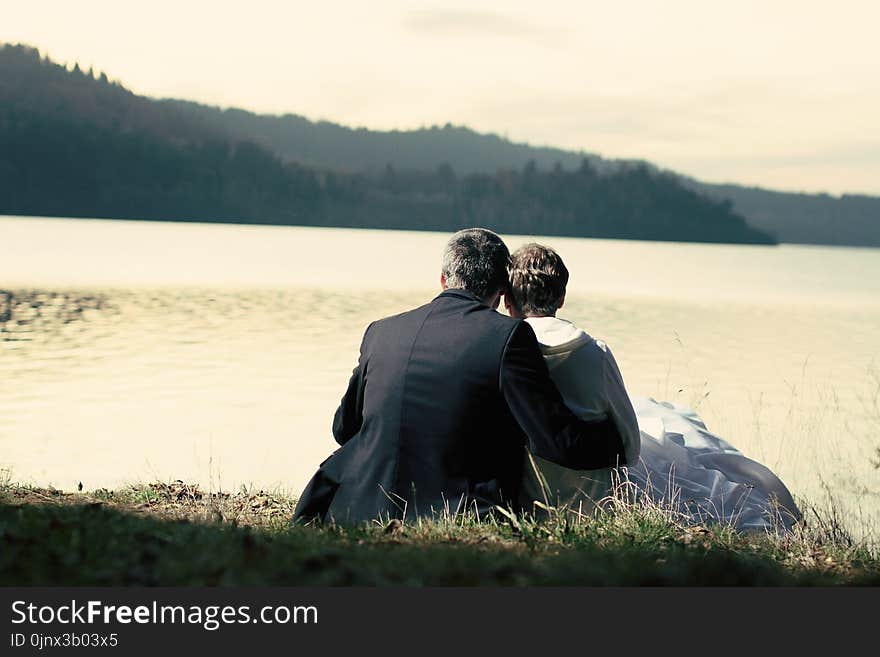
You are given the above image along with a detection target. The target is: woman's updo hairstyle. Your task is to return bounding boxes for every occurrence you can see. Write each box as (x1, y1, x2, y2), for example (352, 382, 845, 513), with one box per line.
(507, 243, 569, 317)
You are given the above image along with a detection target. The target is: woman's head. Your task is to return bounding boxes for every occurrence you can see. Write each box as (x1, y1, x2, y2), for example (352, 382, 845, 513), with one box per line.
(506, 243, 569, 318)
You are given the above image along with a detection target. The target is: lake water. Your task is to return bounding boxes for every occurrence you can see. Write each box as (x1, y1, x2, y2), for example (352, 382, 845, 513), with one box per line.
(2, 216, 879, 538)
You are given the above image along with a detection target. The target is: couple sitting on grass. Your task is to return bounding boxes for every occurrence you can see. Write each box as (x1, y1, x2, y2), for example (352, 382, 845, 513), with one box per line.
(294, 228, 800, 531)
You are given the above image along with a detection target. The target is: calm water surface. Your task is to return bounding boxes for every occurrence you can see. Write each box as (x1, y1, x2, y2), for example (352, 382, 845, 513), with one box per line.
(1, 216, 878, 537)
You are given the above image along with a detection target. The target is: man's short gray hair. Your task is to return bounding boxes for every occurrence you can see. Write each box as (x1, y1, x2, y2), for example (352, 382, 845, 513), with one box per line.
(441, 228, 510, 300)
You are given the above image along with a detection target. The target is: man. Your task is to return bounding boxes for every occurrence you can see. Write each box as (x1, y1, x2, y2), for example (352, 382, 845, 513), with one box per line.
(293, 228, 627, 525)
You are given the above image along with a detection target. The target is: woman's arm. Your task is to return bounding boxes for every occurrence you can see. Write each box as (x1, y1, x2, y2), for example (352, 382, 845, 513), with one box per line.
(600, 344, 641, 465)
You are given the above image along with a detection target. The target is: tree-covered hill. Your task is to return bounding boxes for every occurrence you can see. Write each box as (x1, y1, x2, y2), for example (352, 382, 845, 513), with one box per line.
(172, 97, 880, 247)
(684, 182, 880, 247)
(0, 44, 774, 244)
(162, 98, 605, 176)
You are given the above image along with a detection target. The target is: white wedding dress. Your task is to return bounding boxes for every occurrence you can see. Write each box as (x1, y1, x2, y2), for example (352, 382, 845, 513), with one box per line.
(523, 316, 801, 532)
(622, 396, 801, 531)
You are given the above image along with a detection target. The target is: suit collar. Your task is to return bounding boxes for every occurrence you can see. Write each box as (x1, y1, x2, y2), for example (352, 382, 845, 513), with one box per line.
(435, 288, 484, 304)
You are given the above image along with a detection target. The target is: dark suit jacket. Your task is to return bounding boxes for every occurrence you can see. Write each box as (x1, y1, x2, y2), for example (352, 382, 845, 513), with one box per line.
(293, 289, 626, 525)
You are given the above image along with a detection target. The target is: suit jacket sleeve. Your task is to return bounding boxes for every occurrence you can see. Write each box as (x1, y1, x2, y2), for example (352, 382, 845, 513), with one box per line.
(332, 322, 373, 445)
(500, 321, 626, 470)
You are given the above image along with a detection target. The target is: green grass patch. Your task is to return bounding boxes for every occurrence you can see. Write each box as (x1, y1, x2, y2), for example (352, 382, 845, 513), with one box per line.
(1, 480, 877, 586)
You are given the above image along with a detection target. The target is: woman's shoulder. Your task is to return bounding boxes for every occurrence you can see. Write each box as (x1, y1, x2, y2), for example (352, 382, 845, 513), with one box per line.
(573, 336, 621, 374)
(526, 316, 590, 353)
(550, 325, 623, 376)
(590, 338, 622, 367)
(525, 317, 625, 373)
(591, 337, 609, 353)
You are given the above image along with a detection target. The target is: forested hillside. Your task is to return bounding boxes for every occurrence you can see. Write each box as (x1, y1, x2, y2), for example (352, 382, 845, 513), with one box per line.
(0, 44, 775, 244)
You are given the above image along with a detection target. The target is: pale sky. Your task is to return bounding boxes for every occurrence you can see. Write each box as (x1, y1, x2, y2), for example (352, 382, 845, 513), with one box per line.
(3, 1, 879, 195)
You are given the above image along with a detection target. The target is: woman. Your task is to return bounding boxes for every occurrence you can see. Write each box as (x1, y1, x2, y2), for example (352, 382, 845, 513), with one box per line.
(506, 243, 801, 532)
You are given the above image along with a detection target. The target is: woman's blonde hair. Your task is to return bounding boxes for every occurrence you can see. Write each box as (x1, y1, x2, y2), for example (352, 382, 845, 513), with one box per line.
(507, 243, 569, 317)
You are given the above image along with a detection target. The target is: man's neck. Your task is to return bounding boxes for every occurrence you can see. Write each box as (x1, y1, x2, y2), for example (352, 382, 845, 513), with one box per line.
(442, 287, 499, 309)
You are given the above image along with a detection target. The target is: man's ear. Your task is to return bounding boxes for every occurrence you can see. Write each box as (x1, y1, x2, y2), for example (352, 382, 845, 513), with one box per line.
(503, 294, 514, 315)
(440, 273, 447, 290)
(503, 292, 520, 318)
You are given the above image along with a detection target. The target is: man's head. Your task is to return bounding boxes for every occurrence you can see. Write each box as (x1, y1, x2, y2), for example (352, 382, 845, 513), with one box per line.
(440, 228, 510, 307)
(506, 243, 569, 318)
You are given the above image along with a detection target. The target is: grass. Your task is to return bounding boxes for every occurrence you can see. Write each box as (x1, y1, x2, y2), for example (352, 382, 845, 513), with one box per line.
(1, 479, 878, 586)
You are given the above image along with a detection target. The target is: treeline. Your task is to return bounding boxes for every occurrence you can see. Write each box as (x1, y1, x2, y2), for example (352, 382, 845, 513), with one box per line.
(319, 162, 774, 243)
(0, 44, 775, 244)
(0, 107, 323, 224)
(689, 181, 880, 247)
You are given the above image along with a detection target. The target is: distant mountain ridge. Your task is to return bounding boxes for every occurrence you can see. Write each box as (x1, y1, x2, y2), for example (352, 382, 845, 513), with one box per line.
(161, 99, 607, 175)
(681, 182, 880, 247)
(163, 99, 880, 247)
(3, 43, 871, 245)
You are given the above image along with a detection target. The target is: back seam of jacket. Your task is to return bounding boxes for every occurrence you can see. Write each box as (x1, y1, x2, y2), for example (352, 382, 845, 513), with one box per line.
(391, 302, 439, 516)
